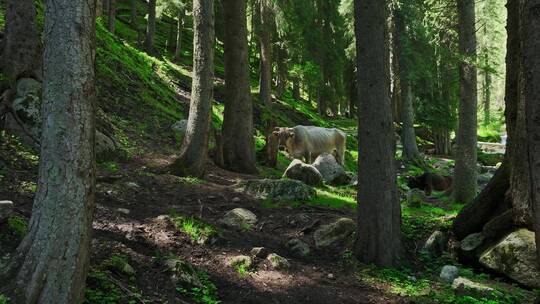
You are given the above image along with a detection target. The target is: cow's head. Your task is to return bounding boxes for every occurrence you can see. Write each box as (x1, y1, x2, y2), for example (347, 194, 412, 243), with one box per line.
(273, 127, 295, 152)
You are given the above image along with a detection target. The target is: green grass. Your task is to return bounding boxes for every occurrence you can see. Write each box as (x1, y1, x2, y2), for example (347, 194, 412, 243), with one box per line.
(98, 161, 120, 174)
(170, 214, 218, 243)
(7, 216, 28, 239)
(177, 271, 221, 304)
(311, 186, 356, 210)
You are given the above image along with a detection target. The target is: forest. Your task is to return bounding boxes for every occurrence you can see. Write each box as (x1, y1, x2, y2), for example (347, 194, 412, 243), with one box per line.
(0, 0, 539, 303)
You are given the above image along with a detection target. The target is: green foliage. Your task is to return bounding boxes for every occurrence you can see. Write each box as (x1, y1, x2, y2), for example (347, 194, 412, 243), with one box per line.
(177, 271, 221, 304)
(230, 259, 251, 278)
(99, 161, 120, 174)
(170, 214, 218, 243)
(7, 216, 28, 239)
(0, 294, 9, 304)
(401, 204, 459, 241)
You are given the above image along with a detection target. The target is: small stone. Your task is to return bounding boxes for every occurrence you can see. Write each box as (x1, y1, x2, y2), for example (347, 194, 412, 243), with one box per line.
(250, 247, 268, 259)
(327, 273, 335, 280)
(266, 253, 290, 270)
(440, 265, 459, 283)
(232, 197, 241, 203)
(125, 182, 140, 189)
(117, 208, 130, 215)
(451, 277, 500, 299)
(422, 230, 448, 257)
(220, 208, 258, 230)
(313, 218, 356, 249)
(285, 238, 311, 257)
(0, 201, 14, 223)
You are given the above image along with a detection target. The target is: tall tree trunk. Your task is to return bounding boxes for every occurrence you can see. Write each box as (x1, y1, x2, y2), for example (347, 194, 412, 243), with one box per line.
(523, 0, 540, 267)
(354, 0, 402, 267)
(1, 0, 96, 302)
(275, 44, 287, 99)
(174, 9, 185, 61)
(292, 78, 301, 101)
(171, 0, 214, 177)
(222, 0, 257, 174)
(145, 0, 157, 54)
(130, 0, 137, 25)
(454, 0, 478, 204)
(108, 0, 116, 33)
(483, 52, 491, 126)
(103, 0, 110, 14)
(1, 0, 42, 82)
(259, 0, 272, 106)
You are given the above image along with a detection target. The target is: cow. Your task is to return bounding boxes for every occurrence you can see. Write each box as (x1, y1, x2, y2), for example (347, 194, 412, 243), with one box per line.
(407, 172, 453, 196)
(273, 125, 347, 165)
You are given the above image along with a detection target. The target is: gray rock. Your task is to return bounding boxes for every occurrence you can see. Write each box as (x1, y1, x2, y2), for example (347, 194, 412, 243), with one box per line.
(232, 197, 241, 203)
(422, 230, 448, 257)
(117, 208, 130, 215)
(250, 247, 268, 259)
(283, 159, 324, 186)
(0, 201, 14, 223)
(266, 253, 290, 270)
(286, 238, 311, 257)
(451, 277, 500, 299)
(313, 218, 356, 249)
(312, 153, 348, 185)
(95, 131, 118, 160)
(227, 255, 252, 268)
(479, 229, 540, 288)
(164, 258, 204, 288)
(406, 188, 426, 207)
(440, 265, 459, 283)
(349, 174, 358, 187)
(460, 232, 485, 260)
(240, 179, 316, 201)
(220, 208, 258, 230)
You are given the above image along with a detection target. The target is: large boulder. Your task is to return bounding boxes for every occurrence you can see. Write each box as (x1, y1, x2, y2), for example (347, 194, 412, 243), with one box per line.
(283, 159, 324, 186)
(285, 238, 311, 258)
(460, 232, 486, 262)
(479, 229, 540, 288)
(312, 153, 350, 185)
(422, 230, 448, 257)
(240, 179, 315, 201)
(0, 200, 14, 223)
(313, 218, 356, 249)
(439, 265, 459, 283)
(220, 208, 258, 230)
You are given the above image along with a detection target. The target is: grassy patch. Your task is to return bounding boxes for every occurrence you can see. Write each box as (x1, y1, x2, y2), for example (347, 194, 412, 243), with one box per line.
(7, 216, 28, 239)
(311, 186, 356, 210)
(98, 161, 120, 174)
(170, 214, 218, 243)
(0, 294, 8, 304)
(401, 204, 459, 241)
(177, 271, 221, 304)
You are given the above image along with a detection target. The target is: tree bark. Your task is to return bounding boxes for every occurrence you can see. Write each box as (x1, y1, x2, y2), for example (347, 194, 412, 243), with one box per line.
(170, 0, 214, 177)
(0, 0, 42, 82)
(108, 0, 116, 33)
(483, 53, 491, 126)
(292, 78, 301, 101)
(145, 0, 157, 54)
(353, 0, 402, 267)
(523, 0, 540, 267)
(174, 8, 186, 61)
(130, 0, 137, 25)
(1, 0, 96, 302)
(222, 0, 257, 174)
(453, 0, 478, 204)
(259, 0, 272, 106)
(275, 44, 287, 99)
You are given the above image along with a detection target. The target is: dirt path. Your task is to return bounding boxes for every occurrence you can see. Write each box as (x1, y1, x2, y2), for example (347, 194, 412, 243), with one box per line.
(88, 155, 400, 304)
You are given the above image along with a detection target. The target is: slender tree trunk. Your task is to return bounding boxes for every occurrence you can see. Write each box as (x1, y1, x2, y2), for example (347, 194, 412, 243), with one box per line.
(103, 0, 110, 14)
(130, 0, 137, 25)
(523, 0, 540, 267)
(1, 0, 42, 82)
(483, 52, 491, 126)
(174, 9, 185, 61)
(259, 0, 272, 106)
(170, 0, 214, 177)
(222, 0, 257, 174)
(454, 0, 478, 204)
(353, 0, 402, 267)
(108, 0, 116, 33)
(145, 0, 157, 54)
(401, 85, 421, 161)
(0, 0, 96, 302)
(275, 45, 287, 99)
(292, 78, 301, 101)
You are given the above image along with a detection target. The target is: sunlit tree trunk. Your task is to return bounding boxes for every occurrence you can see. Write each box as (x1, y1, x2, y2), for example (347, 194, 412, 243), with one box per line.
(259, 0, 272, 106)
(0, 0, 96, 302)
(171, 0, 214, 177)
(454, 0, 478, 204)
(145, 0, 157, 54)
(222, 0, 257, 174)
(354, 0, 402, 267)
(174, 8, 186, 61)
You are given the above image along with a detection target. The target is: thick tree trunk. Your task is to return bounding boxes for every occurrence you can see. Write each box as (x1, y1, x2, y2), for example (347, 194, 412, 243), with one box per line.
(259, 0, 272, 106)
(145, 0, 157, 54)
(171, 0, 214, 177)
(108, 0, 116, 33)
(174, 9, 185, 61)
(0, 0, 96, 302)
(453, 0, 478, 204)
(130, 0, 137, 25)
(222, 0, 257, 174)
(354, 0, 402, 267)
(0, 0, 42, 82)
(523, 0, 540, 267)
